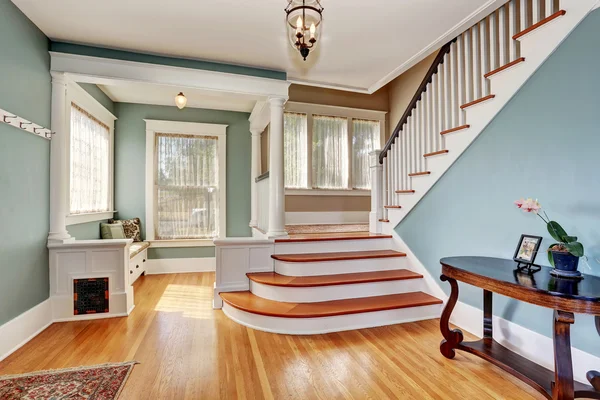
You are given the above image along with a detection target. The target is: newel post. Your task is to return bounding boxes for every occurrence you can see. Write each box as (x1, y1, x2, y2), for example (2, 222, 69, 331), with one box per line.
(369, 150, 383, 233)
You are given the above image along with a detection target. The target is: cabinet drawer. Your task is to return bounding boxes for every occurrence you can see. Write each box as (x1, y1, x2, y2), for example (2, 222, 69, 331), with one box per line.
(129, 249, 147, 285)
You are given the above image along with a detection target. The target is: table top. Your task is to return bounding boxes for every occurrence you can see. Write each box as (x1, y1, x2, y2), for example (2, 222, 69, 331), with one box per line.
(440, 256, 600, 314)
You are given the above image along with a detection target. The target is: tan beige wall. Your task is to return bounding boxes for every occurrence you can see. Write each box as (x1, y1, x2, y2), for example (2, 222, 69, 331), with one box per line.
(286, 196, 370, 212)
(387, 52, 437, 137)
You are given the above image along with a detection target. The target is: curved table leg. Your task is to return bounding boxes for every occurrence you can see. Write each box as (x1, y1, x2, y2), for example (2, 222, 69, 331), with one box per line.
(553, 310, 574, 400)
(440, 274, 464, 359)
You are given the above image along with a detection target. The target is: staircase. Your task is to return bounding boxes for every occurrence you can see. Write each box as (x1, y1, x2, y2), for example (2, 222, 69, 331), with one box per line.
(375, 0, 598, 234)
(218, 0, 599, 335)
(220, 233, 443, 334)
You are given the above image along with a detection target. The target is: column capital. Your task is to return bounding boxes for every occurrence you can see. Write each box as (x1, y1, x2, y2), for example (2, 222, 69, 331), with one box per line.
(50, 71, 69, 86)
(268, 96, 287, 107)
(369, 149, 383, 168)
(249, 126, 263, 137)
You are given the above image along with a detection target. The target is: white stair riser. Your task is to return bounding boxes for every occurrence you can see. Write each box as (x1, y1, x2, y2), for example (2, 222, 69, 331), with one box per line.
(222, 303, 442, 335)
(274, 238, 395, 254)
(275, 256, 408, 276)
(250, 278, 426, 303)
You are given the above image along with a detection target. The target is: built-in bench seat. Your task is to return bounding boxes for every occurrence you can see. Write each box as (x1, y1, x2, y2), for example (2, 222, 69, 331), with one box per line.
(128, 241, 150, 284)
(129, 241, 150, 259)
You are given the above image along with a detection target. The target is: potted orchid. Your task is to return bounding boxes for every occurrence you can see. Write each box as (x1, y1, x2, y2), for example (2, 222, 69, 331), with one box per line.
(514, 198, 584, 278)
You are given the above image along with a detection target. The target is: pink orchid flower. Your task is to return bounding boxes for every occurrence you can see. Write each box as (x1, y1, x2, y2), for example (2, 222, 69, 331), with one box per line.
(514, 198, 525, 209)
(521, 198, 541, 214)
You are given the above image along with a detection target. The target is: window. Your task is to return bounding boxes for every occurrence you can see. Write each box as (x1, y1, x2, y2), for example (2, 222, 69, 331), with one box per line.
(155, 133, 219, 240)
(69, 103, 111, 215)
(312, 115, 348, 189)
(283, 103, 384, 193)
(284, 112, 307, 189)
(352, 119, 380, 189)
(145, 120, 227, 245)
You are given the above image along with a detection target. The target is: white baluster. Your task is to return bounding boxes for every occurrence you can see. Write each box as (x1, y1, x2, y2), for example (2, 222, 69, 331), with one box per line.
(480, 19, 490, 96)
(423, 89, 431, 157)
(533, 0, 541, 24)
(520, 0, 529, 31)
(386, 155, 392, 207)
(395, 140, 400, 198)
(545, 0, 554, 17)
(391, 142, 397, 205)
(420, 98, 426, 168)
(509, 0, 519, 60)
(381, 153, 389, 211)
(410, 115, 416, 173)
(449, 42, 459, 134)
(472, 24, 481, 100)
(416, 103, 422, 171)
(443, 53, 452, 139)
(436, 68, 445, 150)
(489, 11, 498, 72)
(463, 31, 472, 105)
(456, 36, 466, 125)
(499, 5, 508, 67)
(400, 128, 409, 190)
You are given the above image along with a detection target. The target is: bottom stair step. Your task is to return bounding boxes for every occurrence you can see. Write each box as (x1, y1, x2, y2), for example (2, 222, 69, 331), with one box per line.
(220, 291, 442, 319)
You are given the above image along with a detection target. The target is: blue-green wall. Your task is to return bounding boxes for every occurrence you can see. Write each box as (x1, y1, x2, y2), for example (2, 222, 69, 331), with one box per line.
(114, 103, 252, 259)
(78, 83, 115, 114)
(0, 0, 51, 325)
(51, 42, 287, 81)
(396, 10, 600, 356)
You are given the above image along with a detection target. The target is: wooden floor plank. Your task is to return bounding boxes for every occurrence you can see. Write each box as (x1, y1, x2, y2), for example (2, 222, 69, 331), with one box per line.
(0, 273, 544, 399)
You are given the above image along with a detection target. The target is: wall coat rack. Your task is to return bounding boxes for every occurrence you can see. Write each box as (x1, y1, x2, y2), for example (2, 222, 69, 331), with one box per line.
(0, 108, 54, 140)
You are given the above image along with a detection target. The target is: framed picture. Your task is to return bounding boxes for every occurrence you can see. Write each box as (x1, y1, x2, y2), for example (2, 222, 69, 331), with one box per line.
(513, 234, 543, 265)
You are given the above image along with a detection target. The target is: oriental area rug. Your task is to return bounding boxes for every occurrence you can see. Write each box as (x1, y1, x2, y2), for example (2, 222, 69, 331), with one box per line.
(0, 361, 137, 399)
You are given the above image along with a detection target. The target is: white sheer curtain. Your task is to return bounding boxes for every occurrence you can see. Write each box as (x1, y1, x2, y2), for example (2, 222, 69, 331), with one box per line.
(70, 103, 110, 214)
(284, 112, 308, 188)
(352, 119, 380, 189)
(312, 115, 349, 189)
(155, 133, 219, 239)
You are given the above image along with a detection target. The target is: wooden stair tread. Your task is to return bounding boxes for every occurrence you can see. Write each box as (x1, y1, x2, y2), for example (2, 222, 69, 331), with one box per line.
(461, 94, 496, 109)
(247, 269, 423, 287)
(424, 150, 449, 157)
(379, 219, 390, 223)
(513, 10, 566, 40)
(440, 125, 470, 135)
(384, 205, 402, 209)
(220, 291, 442, 318)
(272, 249, 406, 263)
(396, 190, 415, 194)
(409, 171, 431, 177)
(275, 232, 392, 243)
(484, 57, 525, 78)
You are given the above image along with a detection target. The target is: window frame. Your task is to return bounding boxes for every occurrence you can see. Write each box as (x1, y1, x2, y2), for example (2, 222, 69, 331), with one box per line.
(284, 102, 386, 196)
(145, 120, 227, 247)
(65, 82, 117, 226)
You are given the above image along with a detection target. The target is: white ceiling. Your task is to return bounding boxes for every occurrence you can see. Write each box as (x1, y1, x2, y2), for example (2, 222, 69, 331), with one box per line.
(13, 0, 501, 93)
(97, 82, 260, 113)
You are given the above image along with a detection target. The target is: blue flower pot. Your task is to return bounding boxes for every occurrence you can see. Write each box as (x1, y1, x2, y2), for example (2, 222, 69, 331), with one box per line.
(550, 251, 581, 279)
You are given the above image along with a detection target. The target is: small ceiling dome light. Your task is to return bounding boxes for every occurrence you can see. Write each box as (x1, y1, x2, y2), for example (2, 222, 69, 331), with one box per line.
(175, 92, 187, 109)
(285, 0, 324, 61)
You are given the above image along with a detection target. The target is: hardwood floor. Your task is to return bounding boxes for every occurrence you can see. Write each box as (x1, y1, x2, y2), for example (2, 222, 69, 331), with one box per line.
(0, 273, 544, 399)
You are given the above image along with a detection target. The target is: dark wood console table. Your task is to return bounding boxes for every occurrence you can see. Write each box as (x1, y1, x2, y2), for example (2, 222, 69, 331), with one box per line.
(439, 256, 600, 400)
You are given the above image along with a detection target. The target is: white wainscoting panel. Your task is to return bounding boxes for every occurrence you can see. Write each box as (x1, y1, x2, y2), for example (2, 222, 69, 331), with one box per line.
(285, 211, 369, 225)
(145, 257, 216, 275)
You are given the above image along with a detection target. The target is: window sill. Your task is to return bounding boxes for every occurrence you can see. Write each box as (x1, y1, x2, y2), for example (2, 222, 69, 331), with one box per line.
(66, 211, 116, 226)
(148, 239, 215, 248)
(285, 189, 370, 197)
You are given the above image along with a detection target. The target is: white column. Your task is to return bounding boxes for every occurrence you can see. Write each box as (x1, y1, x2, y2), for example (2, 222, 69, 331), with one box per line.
(267, 97, 287, 237)
(249, 127, 262, 228)
(48, 72, 72, 244)
(369, 150, 383, 233)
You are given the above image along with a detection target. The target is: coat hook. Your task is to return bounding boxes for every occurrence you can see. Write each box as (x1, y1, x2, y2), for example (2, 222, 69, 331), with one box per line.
(20, 121, 33, 129)
(2, 114, 17, 123)
(44, 130, 55, 139)
(33, 127, 44, 134)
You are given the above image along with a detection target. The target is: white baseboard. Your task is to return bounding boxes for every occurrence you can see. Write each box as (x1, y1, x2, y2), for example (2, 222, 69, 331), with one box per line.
(0, 299, 53, 363)
(285, 211, 368, 225)
(451, 301, 600, 384)
(145, 257, 216, 274)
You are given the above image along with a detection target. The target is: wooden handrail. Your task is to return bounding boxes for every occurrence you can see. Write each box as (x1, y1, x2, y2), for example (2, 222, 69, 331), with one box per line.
(379, 40, 455, 164)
